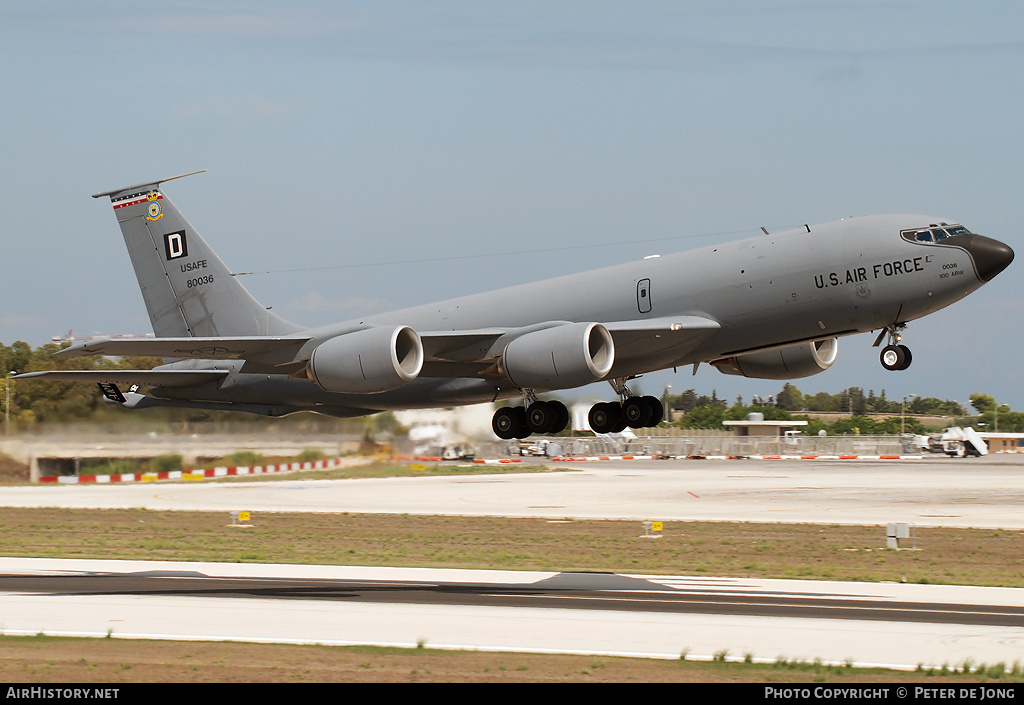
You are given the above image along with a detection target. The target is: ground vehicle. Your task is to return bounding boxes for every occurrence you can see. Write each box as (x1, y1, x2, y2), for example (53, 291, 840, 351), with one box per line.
(928, 427, 987, 457)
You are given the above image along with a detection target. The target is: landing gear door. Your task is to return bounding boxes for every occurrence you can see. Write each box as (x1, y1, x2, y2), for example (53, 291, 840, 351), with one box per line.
(637, 278, 652, 314)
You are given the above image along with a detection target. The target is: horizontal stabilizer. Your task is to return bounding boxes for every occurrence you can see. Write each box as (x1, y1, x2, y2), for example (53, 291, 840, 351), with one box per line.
(91, 170, 207, 199)
(15, 369, 228, 388)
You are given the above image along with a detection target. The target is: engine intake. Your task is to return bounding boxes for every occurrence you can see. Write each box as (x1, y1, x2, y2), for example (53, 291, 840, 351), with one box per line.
(500, 322, 615, 390)
(712, 338, 838, 380)
(307, 325, 423, 393)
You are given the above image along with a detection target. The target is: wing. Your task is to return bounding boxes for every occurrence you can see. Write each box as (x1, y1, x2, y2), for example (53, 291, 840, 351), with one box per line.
(45, 316, 720, 386)
(53, 331, 508, 378)
(416, 316, 719, 379)
(417, 329, 509, 378)
(604, 315, 720, 370)
(14, 370, 228, 388)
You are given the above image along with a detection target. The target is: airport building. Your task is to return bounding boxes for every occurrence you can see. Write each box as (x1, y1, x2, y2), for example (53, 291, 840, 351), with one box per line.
(976, 432, 1024, 453)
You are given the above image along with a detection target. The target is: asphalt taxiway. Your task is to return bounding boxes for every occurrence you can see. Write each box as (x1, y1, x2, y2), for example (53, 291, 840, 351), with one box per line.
(3, 456, 1023, 528)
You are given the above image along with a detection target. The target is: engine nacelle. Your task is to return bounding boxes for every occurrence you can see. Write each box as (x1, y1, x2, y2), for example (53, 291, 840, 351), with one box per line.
(712, 338, 839, 380)
(500, 322, 615, 390)
(307, 325, 423, 393)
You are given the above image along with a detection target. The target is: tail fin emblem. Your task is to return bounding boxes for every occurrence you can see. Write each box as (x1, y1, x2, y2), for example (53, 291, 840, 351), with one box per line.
(145, 191, 163, 221)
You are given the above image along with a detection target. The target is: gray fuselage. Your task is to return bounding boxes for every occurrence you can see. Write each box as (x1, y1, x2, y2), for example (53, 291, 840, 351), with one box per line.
(154, 213, 1001, 415)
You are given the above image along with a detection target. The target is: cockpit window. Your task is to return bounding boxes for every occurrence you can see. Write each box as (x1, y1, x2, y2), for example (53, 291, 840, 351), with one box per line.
(902, 224, 972, 244)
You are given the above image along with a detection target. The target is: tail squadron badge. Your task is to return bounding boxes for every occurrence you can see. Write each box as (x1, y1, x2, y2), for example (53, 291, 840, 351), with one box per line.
(145, 191, 163, 221)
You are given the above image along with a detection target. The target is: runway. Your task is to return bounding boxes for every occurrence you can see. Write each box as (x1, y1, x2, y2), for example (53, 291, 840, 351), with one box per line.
(2, 455, 1023, 670)
(3, 557, 1024, 669)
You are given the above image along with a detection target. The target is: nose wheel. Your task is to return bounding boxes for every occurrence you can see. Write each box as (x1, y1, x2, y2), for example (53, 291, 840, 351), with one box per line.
(874, 323, 912, 371)
(880, 344, 912, 371)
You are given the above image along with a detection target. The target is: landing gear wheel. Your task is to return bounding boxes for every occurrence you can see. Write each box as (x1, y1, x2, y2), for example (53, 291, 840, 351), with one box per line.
(526, 401, 556, 434)
(897, 344, 912, 370)
(588, 401, 622, 435)
(492, 406, 516, 439)
(549, 401, 569, 434)
(880, 344, 912, 371)
(492, 406, 528, 439)
(512, 406, 532, 438)
(642, 396, 664, 426)
(622, 396, 653, 429)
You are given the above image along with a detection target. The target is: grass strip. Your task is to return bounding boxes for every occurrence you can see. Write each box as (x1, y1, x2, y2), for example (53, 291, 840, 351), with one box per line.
(2, 635, 1017, 683)
(2, 507, 1023, 587)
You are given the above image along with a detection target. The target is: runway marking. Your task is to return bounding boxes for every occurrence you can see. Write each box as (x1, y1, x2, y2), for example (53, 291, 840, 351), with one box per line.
(726, 475, 791, 478)
(488, 593, 1024, 619)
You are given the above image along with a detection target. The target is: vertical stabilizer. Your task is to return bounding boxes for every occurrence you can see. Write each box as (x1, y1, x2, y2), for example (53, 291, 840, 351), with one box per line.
(93, 172, 300, 338)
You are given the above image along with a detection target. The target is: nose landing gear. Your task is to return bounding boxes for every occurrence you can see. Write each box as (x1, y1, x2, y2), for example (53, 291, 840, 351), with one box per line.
(880, 344, 912, 371)
(874, 323, 912, 371)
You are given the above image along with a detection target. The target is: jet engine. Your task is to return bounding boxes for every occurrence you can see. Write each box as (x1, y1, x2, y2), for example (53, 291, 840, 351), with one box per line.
(306, 325, 423, 393)
(712, 338, 838, 380)
(500, 322, 615, 389)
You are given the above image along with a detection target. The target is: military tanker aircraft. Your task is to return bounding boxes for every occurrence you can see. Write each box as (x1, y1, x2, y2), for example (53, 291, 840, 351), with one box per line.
(18, 170, 1014, 439)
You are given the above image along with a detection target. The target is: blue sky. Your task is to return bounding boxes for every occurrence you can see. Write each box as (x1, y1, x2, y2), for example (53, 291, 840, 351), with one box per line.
(1, 1, 1022, 411)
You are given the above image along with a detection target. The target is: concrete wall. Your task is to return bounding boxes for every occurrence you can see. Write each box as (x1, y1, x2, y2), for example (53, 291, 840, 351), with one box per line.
(1, 435, 363, 482)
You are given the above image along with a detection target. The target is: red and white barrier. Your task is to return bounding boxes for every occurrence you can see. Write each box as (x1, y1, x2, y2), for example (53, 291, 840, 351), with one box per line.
(549, 454, 926, 462)
(40, 458, 346, 484)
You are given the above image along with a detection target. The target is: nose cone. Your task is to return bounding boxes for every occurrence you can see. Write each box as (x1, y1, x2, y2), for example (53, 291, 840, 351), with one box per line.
(948, 233, 1014, 282)
(970, 235, 1014, 281)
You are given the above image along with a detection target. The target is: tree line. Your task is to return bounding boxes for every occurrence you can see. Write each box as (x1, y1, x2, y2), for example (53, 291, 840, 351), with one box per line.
(0, 341, 403, 433)
(0, 341, 163, 425)
(663, 384, 1022, 434)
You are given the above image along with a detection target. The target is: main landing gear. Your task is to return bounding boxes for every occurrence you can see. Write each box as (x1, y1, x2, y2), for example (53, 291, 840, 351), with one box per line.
(589, 378, 663, 434)
(587, 395, 664, 434)
(492, 398, 570, 440)
(491, 380, 665, 439)
(874, 323, 912, 371)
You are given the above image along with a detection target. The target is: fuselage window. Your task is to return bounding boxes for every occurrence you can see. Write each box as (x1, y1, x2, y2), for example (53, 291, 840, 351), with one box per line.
(915, 231, 933, 242)
(932, 229, 949, 242)
(946, 226, 969, 236)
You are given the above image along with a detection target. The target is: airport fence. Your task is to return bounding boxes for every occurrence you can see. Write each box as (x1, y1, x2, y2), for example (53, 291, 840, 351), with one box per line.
(473, 433, 919, 459)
